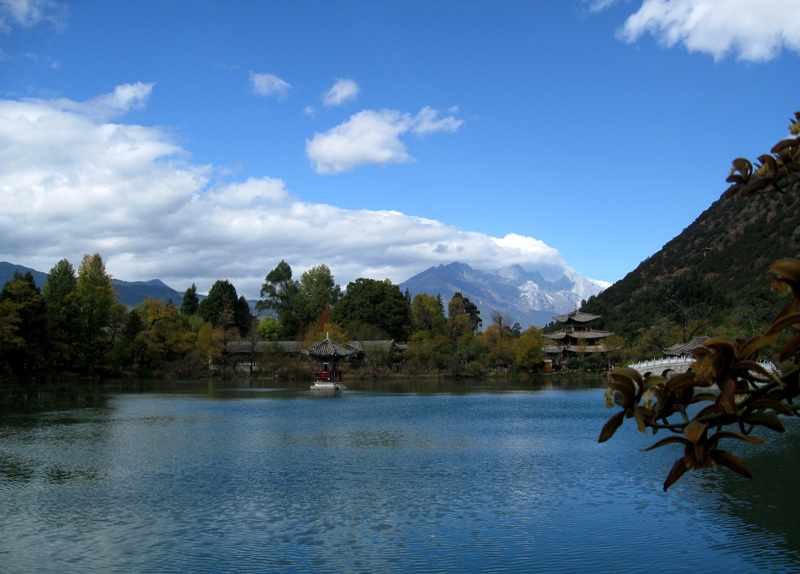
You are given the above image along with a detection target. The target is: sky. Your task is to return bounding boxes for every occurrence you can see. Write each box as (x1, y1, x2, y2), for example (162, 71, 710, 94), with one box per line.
(1, 0, 799, 299)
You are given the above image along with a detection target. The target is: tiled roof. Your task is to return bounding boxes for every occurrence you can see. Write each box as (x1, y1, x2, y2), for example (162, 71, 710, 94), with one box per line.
(544, 330, 613, 340)
(543, 344, 610, 354)
(304, 337, 360, 358)
(663, 336, 708, 356)
(226, 341, 303, 354)
(552, 310, 601, 323)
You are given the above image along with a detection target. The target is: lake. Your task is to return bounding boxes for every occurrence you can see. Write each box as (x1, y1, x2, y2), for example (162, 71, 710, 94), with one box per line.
(1, 378, 799, 573)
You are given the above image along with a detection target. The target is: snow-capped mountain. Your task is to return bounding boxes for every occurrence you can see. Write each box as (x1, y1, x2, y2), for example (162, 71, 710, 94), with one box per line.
(399, 262, 610, 328)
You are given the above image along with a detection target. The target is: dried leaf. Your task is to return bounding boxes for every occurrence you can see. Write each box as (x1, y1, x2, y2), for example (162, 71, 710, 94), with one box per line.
(771, 138, 799, 155)
(744, 412, 785, 432)
(740, 178, 770, 197)
(779, 333, 800, 362)
(767, 312, 800, 335)
(634, 406, 649, 435)
(748, 398, 793, 416)
(769, 259, 800, 286)
(664, 372, 697, 393)
(598, 411, 626, 443)
(684, 421, 708, 444)
(641, 435, 688, 452)
(738, 332, 781, 360)
(663, 457, 690, 491)
(709, 430, 766, 446)
(710, 450, 754, 479)
(643, 376, 668, 391)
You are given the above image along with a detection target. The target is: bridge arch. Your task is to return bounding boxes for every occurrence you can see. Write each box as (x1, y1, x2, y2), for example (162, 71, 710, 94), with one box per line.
(628, 357, 694, 379)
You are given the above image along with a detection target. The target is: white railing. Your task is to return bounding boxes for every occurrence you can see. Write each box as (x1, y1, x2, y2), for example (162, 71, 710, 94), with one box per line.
(629, 357, 778, 376)
(628, 356, 693, 370)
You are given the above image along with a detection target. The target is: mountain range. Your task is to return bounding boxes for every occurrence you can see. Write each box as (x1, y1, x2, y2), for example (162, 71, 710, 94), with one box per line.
(581, 178, 800, 340)
(398, 262, 609, 327)
(0, 262, 186, 309)
(1, 260, 608, 328)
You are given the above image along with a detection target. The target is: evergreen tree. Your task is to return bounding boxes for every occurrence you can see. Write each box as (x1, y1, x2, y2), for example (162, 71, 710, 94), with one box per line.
(197, 280, 251, 336)
(331, 278, 411, 341)
(43, 259, 78, 369)
(257, 260, 301, 338)
(0, 272, 48, 378)
(180, 283, 199, 316)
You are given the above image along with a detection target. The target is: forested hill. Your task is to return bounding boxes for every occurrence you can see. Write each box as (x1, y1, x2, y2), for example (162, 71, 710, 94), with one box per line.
(581, 182, 800, 342)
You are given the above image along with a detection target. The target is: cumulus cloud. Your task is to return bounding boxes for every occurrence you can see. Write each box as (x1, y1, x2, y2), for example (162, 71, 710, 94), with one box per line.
(0, 86, 565, 298)
(322, 78, 360, 107)
(601, 0, 800, 61)
(250, 72, 290, 99)
(306, 107, 463, 174)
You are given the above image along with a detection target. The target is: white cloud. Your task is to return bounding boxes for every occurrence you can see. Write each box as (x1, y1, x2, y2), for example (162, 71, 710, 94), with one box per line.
(0, 86, 566, 298)
(584, 0, 628, 13)
(412, 106, 464, 135)
(306, 109, 412, 174)
(611, 0, 800, 61)
(322, 78, 360, 107)
(250, 72, 290, 99)
(306, 107, 463, 174)
(0, 0, 65, 32)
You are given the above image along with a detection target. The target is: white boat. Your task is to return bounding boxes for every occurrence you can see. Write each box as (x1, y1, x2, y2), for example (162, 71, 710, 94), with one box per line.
(310, 381, 347, 391)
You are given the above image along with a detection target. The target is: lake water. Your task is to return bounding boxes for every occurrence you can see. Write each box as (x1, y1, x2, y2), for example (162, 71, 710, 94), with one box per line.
(1, 378, 800, 573)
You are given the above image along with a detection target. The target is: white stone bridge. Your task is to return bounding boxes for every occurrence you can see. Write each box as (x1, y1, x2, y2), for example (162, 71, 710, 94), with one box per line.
(628, 356, 694, 378)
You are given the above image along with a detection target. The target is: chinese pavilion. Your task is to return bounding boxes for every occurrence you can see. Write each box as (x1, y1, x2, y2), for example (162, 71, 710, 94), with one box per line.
(543, 310, 614, 369)
(304, 335, 359, 390)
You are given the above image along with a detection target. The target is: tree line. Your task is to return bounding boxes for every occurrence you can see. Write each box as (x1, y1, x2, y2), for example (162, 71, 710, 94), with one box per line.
(0, 256, 546, 381)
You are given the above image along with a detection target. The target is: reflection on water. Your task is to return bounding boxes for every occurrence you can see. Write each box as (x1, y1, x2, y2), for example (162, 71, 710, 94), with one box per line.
(1, 378, 799, 573)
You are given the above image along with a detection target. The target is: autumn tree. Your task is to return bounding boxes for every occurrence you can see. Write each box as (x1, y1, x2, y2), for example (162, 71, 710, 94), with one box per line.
(134, 299, 196, 370)
(411, 293, 446, 335)
(447, 292, 482, 339)
(298, 264, 341, 326)
(74, 254, 123, 370)
(514, 326, 545, 372)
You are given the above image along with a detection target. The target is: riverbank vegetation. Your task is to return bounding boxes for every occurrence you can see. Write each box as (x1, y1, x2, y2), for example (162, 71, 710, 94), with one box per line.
(0, 256, 549, 382)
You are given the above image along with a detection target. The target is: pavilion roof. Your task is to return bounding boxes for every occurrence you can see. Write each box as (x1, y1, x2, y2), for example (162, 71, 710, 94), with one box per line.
(304, 336, 360, 358)
(544, 330, 613, 341)
(663, 336, 708, 357)
(552, 310, 601, 324)
(543, 344, 611, 354)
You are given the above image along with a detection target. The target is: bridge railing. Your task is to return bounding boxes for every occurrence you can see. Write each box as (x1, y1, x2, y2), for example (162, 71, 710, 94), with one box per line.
(628, 356, 693, 370)
(628, 356, 778, 374)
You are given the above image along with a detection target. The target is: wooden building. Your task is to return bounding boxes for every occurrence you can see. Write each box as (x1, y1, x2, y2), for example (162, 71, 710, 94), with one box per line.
(543, 310, 614, 369)
(304, 336, 359, 389)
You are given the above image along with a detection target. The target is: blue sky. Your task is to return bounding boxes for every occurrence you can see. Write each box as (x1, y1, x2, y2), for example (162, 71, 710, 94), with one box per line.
(2, 0, 799, 298)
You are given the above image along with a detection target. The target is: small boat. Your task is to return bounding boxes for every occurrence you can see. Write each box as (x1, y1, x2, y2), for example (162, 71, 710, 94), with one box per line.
(310, 381, 347, 391)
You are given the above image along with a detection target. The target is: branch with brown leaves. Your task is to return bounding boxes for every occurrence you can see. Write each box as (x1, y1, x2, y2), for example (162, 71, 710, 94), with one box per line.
(600, 112, 800, 491)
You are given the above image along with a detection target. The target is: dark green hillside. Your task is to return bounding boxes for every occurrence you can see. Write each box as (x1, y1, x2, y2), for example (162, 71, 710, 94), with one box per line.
(583, 182, 800, 344)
